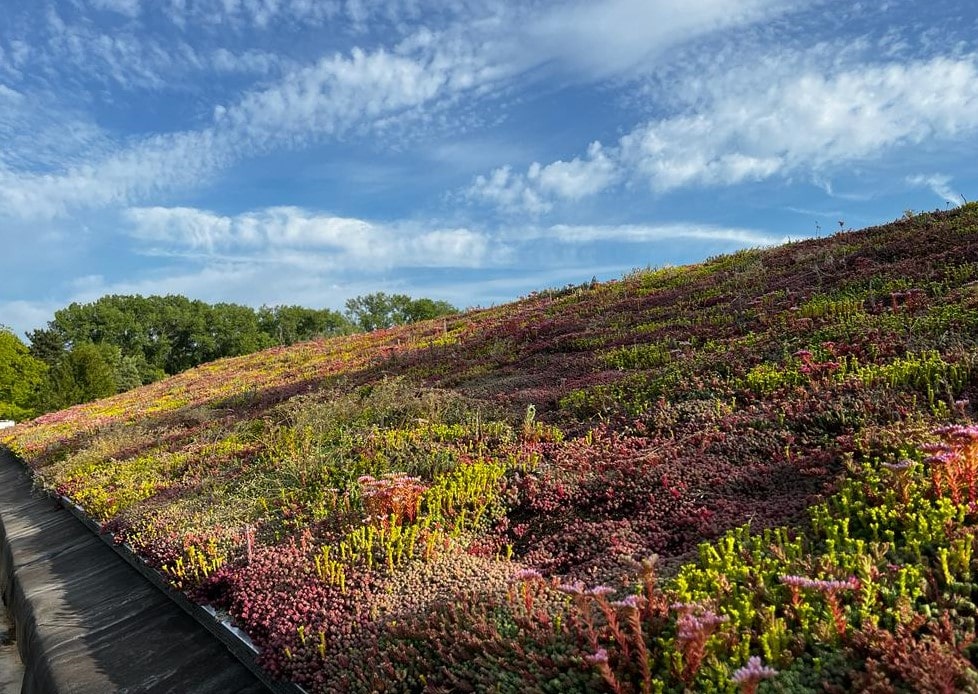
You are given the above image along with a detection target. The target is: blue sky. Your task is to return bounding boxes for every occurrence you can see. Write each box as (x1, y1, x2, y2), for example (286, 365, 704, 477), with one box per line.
(2, 0, 978, 339)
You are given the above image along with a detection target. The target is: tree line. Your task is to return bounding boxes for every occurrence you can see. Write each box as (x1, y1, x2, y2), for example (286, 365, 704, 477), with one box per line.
(0, 292, 457, 420)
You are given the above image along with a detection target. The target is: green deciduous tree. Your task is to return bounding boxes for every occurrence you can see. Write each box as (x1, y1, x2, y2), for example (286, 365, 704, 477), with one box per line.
(257, 305, 354, 345)
(344, 293, 457, 331)
(30, 295, 286, 379)
(40, 342, 118, 411)
(0, 327, 48, 421)
(401, 297, 458, 324)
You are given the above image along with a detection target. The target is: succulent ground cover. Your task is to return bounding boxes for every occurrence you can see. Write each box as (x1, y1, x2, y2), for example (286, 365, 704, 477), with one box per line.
(4, 205, 978, 692)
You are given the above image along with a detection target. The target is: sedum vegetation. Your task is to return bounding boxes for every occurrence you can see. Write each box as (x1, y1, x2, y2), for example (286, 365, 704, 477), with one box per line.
(4, 204, 978, 692)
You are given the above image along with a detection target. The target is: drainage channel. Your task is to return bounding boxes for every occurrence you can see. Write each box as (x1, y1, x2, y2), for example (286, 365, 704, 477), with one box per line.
(0, 598, 24, 694)
(0, 423, 24, 693)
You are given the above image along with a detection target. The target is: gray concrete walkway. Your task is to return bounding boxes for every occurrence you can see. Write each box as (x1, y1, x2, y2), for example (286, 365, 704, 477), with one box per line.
(0, 449, 270, 694)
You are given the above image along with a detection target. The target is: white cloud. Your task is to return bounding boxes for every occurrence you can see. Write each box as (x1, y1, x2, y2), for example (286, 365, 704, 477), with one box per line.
(620, 55, 978, 191)
(88, 0, 143, 17)
(210, 48, 286, 75)
(125, 205, 497, 269)
(5, 6, 290, 97)
(907, 173, 962, 206)
(0, 201, 779, 339)
(126, 206, 236, 250)
(41, 7, 186, 90)
(537, 223, 787, 247)
(157, 0, 449, 31)
(468, 142, 619, 214)
(466, 166, 551, 215)
(534, 142, 619, 199)
(228, 47, 463, 139)
(0, 129, 232, 220)
(470, 53, 978, 214)
(521, 0, 804, 80)
(0, 40, 493, 220)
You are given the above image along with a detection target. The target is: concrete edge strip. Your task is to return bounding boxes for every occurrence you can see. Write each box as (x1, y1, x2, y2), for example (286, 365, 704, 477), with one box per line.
(0, 447, 307, 694)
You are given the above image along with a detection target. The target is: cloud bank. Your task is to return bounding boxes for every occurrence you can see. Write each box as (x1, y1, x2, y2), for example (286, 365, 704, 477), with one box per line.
(469, 54, 978, 214)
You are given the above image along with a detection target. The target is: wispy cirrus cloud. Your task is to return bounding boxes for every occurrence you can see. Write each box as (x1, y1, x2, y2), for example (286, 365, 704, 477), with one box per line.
(33, 5, 290, 91)
(518, 0, 808, 80)
(0, 129, 233, 220)
(125, 204, 780, 276)
(532, 223, 787, 247)
(125, 205, 500, 269)
(0, 86, 114, 171)
(41, 6, 192, 90)
(906, 174, 963, 206)
(0, 40, 496, 220)
(159, 0, 341, 30)
(87, 0, 142, 18)
(152, 0, 501, 34)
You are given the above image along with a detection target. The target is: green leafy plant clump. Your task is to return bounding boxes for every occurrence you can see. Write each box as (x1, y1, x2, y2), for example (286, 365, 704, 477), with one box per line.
(3, 204, 978, 692)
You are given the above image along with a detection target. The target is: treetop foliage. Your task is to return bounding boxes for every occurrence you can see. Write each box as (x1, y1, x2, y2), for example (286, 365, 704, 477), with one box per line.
(0, 326, 47, 420)
(344, 292, 457, 332)
(25, 294, 355, 377)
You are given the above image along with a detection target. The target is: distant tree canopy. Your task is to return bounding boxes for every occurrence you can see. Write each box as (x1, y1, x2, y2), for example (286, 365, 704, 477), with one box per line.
(0, 327, 47, 421)
(257, 305, 356, 346)
(344, 293, 458, 332)
(13, 292, 458, 418)
(25, 295, 354, 380)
